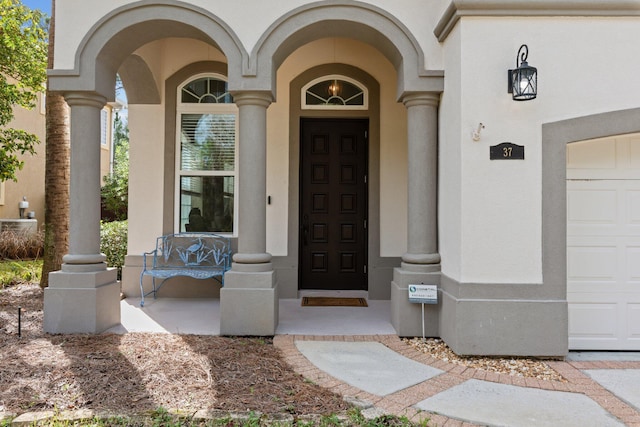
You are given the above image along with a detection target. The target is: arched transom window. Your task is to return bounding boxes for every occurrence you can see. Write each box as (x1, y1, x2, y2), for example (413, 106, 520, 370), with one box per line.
(176, 74, 237, 234)
(302, 75, 368, 110)
(181, 76, 234, 104)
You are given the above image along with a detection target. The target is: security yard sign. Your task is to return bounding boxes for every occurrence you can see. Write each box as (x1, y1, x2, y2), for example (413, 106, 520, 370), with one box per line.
(408, 284, 438, 304)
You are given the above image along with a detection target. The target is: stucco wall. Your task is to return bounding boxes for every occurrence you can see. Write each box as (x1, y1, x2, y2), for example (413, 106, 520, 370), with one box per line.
(127, 105, 165, 255)
(126, 35, 408, 258)
(0, 94, 46, 223)
(136, 38, 227, 93)
(53, 0, 446, 73)
(271, 37, 407, 257)
(438, 25, 462, 282)
(56, 0, 640, 302)
(445, 16, 640, 284)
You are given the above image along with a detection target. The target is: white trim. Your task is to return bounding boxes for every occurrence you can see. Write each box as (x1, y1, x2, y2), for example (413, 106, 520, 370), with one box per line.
(0, 181, 5, 205)
(301, 74, 368, 110)
(178, 72, 233, 105)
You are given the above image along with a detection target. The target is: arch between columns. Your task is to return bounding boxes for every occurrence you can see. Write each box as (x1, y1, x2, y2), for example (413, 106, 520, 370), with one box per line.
(49, 1, 444, 102)
(48, 1, 246, 101)
(250, 1, 443, 98)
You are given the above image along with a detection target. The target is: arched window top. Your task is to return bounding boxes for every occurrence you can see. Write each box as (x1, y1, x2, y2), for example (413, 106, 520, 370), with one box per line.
(180, 75, 233, 104)
(302, 75, 367, 110)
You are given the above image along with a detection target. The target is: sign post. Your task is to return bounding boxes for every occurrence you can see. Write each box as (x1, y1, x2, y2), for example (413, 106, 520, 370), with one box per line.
(408, 284, 438, 340)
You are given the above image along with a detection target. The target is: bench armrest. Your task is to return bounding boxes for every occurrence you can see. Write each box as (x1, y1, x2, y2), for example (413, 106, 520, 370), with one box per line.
(141, 250, 157, 271)
(223, 251, 232, 270)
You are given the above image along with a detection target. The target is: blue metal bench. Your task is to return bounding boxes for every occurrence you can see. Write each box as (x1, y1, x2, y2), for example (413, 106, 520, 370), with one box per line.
(139, 233, 232, 307)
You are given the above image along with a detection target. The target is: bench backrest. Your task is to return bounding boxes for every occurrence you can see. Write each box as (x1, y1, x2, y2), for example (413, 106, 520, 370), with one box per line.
(153, 233, 231, 270)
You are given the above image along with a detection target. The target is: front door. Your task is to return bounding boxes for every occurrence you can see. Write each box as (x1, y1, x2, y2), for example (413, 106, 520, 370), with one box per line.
(299, 118, 368, 291)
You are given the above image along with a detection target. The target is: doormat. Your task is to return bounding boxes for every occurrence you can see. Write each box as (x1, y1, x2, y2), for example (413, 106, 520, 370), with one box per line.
(301, 297, 368, 307)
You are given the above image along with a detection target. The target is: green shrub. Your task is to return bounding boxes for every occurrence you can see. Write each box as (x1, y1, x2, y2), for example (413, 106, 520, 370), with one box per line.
(100, 220, 127, 278)
(0, 259, 42, 288)
(0, 230, 44, 260)
(101, 136, 129, 221)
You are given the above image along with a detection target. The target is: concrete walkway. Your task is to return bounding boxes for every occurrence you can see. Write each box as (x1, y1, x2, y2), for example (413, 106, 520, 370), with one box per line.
(274, 335, 640, 427)
(107, 298, 640, 426)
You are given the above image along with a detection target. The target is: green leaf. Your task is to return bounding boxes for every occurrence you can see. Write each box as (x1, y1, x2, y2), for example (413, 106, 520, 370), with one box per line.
(0, 0, 48, 181)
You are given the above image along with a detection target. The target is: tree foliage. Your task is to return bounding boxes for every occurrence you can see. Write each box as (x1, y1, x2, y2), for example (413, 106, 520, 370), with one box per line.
(101, 114, 129, 221)
(0, 0, 48, 181)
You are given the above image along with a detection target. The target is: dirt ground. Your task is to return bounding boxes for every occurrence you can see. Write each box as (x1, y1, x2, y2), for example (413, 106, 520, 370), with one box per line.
(1, 281, 565, 419)
(0, 283, 350, 416)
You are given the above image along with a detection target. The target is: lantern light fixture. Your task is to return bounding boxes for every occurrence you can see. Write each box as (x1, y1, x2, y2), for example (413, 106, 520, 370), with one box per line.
(328, 79, 340, 97)
(508, 44, 537, 101)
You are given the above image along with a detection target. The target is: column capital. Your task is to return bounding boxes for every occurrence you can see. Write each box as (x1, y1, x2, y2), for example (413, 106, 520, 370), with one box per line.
(231, 90, 273, 108)
(64, 92, 107, 108)
(401, 92, 440, 108)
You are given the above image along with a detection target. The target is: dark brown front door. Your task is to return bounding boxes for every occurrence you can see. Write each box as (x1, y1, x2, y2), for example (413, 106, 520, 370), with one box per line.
(299, 118, 368, 291)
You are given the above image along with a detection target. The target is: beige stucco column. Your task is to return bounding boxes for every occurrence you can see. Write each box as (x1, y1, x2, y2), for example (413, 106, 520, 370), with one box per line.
(402, 93, 440, 266)
(232, 91, 273, 267)
(44, 92, 120, 334)
(220, 90, 278, 335)
(390, 92, 441, 336)
(63, 93, 108, 269)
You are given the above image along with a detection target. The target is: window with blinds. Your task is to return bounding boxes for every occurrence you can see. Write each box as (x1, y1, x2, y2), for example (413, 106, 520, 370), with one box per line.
(180, 114, 235, 171)
(177, 75, 237, 234)
(100, 109, 108, 146)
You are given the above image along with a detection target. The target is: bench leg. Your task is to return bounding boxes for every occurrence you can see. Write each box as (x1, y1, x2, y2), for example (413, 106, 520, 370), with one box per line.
(139, 272, 146, 307)
(140, 276, 161, 307)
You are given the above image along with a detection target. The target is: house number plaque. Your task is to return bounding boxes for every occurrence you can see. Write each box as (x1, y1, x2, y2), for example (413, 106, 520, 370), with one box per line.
(490, 142, 524, 160)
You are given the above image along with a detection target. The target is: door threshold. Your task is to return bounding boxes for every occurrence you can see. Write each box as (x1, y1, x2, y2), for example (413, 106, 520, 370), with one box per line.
(298, 290, 368, 299)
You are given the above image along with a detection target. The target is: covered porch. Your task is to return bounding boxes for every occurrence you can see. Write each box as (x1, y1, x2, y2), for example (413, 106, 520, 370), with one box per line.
(44, 1, 443, 340)
(108, 293, 395, 336)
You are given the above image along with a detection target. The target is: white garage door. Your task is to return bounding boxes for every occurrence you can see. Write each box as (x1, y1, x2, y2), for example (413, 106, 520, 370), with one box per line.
(567, 134, 640, 350)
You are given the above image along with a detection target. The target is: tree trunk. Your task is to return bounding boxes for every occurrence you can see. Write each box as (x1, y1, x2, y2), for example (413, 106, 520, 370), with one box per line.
(41, 0, 70, 288)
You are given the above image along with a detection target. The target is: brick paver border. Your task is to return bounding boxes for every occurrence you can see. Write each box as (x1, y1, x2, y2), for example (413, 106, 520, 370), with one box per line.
(273, 335, 640, 427)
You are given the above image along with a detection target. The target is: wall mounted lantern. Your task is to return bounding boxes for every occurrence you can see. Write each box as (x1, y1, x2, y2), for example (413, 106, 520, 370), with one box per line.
(508, 44, 537, 101)
(328, 79, 340, 97)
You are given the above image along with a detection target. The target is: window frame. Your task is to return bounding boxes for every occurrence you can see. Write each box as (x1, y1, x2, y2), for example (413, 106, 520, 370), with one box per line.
(100, 108, 108, 147)
(301, 74, 368, 110)
(175, 73, 239, 236)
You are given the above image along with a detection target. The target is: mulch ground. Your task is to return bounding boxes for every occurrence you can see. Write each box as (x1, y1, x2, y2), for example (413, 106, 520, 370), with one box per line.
(0, 283, 350, 416)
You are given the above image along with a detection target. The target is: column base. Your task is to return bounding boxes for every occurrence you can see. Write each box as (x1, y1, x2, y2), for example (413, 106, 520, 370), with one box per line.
(44, 268, 120, 334)
(390, 265, 441, 337)
(220, 269, 278, 335)
(439, 275, 568, 357)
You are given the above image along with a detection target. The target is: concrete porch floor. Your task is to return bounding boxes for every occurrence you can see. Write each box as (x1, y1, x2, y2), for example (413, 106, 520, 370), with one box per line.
(106, 296, 396, 336)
